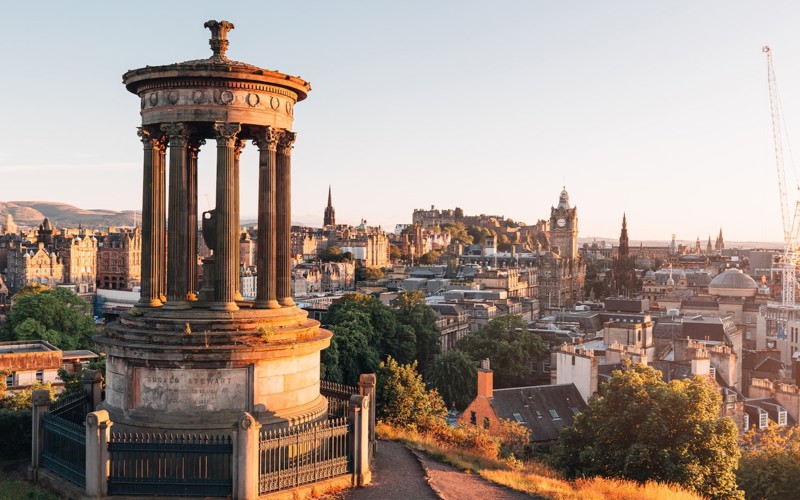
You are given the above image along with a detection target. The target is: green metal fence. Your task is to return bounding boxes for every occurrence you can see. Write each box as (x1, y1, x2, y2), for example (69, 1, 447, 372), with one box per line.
(108, 432, 233, 497)
(320, 380, 357, 418)
(258, 417, 350, 494)
(41, 412, 86, 487)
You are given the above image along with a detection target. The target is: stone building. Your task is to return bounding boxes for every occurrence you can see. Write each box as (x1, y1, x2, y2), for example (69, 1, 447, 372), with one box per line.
(57, 230, 98, 297)
(96, 227, 141, 291)
(538, 188, 585, 312)
(330, 222, 390, 268)
(5, 240, 64, 293)
(458, 359, 586, 442)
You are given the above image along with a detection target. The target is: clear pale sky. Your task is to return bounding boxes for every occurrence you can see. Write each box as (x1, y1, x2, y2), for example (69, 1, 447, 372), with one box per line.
(1, 1, 799, 243)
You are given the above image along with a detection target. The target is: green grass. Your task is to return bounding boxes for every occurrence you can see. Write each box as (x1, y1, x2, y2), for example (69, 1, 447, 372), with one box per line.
(0, 459, 59, 500)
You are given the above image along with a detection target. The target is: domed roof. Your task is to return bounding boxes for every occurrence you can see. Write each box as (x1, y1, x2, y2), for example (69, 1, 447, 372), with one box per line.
(710, 269, 758, 289)
(709, 269, 758, 297)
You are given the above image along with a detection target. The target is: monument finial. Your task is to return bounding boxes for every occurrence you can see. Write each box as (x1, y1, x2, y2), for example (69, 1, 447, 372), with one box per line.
(204, 20, 235, 61)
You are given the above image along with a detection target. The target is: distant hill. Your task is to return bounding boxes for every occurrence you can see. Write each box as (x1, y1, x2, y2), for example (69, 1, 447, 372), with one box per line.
(0, 201, 138, 230)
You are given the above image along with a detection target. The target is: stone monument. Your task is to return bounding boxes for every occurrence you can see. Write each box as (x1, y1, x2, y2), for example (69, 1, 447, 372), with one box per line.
(94, 20, 331, 432)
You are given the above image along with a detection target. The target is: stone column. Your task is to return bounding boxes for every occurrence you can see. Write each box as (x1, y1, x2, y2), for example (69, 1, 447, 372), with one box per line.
(187, 137, 205, 301)
(252, 127, 280, 309)
(233, 139, 246, 301)
(30, 390, 50, 476)
(85, 410, 112, 498)
(136, 126, 166, 307)
(235, 412, 261, 500)
(276, 130, 296, 307)
(83, 369, 104, 413)
(157, 143, 167, 302)
(359, 373, 377, 455)
(348, 394, 372, 486)
(162, 123, 192, 309)
(212, 122, 242, 311)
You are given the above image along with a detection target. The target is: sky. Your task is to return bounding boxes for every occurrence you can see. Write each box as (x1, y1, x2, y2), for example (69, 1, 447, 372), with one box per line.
(1, 1, 800, 244)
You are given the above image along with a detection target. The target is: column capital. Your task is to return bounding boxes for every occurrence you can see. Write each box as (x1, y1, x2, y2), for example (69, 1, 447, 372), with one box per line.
(214, 122, 242, 146)
(252, 126, 279, 152)
(137, 127, 166, 151)
(234, 138, 246, 161)
(161, 123, 191, 147)
(277, 130, 297, 156)
(188, 137, 206, 159)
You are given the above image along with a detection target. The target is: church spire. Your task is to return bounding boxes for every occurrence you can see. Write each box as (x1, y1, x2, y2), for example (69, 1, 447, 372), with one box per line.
(323, 185, 335, 227)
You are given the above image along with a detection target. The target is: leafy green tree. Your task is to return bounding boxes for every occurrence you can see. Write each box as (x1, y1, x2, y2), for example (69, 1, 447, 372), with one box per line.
(428, 349, 477, 410)
(466, 225, 492, 245)
(456, 315, 544, 387)
(737, 424, 800, 500)
(376, 356, 446, 428)
(323, 293, 417, 384)
(389, 244, 402, 261)
(326, 307, 380, 385)
(440, 222, 473, 245)
(551, 364, 742, 500)
(391, 291, 440, 375)
(1, 285, 96, 350)
(319, 246, 349, 262)
(418, 250, 441, 265)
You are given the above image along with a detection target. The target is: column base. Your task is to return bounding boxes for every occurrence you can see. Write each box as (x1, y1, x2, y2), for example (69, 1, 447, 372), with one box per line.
(163, 300, 192, 311)
(211, 301, 240, 312)
(234, 292, 244, 301)
(253, 300, 281, 310)
(279, 297, 295, 307)
(137, 298, 163, 308)
(187, 292, 198, 301)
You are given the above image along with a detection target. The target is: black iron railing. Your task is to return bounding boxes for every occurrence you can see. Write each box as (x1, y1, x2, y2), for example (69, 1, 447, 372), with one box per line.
(42, 412, 86, 487)
(258, 417, 350, 494)
(320, 380, 358, 418)
(108, 432, 233, 497)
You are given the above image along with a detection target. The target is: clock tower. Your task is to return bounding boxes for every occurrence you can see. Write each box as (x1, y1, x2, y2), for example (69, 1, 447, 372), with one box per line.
(549, 187, 578, 259)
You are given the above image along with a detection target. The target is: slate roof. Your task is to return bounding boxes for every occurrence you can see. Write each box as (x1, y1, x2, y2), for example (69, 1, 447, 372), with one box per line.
(491, 383, 586, 442)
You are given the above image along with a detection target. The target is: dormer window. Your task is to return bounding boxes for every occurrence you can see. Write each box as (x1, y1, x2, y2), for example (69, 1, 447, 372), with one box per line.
(759, 410, 768, 429)
(779, 410, 787, 427)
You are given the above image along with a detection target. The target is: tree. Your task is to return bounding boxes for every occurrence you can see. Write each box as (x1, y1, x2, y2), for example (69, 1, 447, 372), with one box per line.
(456, 315, 545, 387)
(737, 424, 800, 500)
(440, 222, 473, 245)
(376, 356, 446, 429)
(551, 364, 742, 500)
(322, 293, 417, 384)
(319, 246, 348, 262)
(391, 291, 440, 375)
(428, 349, 477, 410)
(466, 225, 492, 245)
(388, 244, 402, 261)
(418, 250, 441, 265)
(1, 285, 96, 350)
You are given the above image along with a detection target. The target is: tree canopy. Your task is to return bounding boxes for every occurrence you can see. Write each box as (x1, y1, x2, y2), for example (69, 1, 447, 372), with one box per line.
(737, 424, 800, 500)
(427, 349, 476, 410)
(391, 291, 440, 376)
(1, 285, 96, 350)
(551, 363, 742, 500)
(455, 314, 544, 387)
(376, 356, 446, 428)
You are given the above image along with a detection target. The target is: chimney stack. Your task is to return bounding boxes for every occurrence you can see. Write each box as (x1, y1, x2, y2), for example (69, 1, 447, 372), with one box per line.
(477, 358, 493, 398)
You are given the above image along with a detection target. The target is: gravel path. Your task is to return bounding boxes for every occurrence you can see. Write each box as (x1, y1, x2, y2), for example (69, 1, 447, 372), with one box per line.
(342, 440, 439, 500)
(413, 451, 537, 500)
(341, 440, 539, 499)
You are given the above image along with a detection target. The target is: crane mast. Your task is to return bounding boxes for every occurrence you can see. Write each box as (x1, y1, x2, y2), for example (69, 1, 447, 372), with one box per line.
(764, 45, 800, 308)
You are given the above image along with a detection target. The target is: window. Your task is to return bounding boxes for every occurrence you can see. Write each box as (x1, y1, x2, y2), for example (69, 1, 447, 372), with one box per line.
(35, 370, 44, 383)
(470, 411, 476, 425)
(5, 372, 14, 387)
(483, 417, 490, 429)
(759, 410, 768, 429)
(744, 413, 750, 432)
(571, 355, 576, 366)
(549, 409, 560, 419)
(513, 413, 524, 423)
(571, 407, 580, 416)
(779, 411, 787, 427)
(535, 410, 543, 419)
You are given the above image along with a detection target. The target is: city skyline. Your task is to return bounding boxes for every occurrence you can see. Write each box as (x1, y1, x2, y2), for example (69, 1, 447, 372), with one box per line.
(2, 1, 800, 242)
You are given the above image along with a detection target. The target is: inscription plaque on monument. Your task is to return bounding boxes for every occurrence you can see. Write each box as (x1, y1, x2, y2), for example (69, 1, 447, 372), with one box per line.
(135, 367, 247, 412)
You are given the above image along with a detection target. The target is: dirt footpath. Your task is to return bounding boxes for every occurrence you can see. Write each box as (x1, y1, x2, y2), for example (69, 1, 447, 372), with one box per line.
(341, 440, 540, 499)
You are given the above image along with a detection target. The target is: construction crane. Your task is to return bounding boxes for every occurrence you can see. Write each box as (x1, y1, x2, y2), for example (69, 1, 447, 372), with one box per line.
(764, 45, 800, 313)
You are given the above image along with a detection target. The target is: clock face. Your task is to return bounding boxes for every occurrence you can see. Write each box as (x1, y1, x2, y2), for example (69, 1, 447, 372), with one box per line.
(557, 218, 566, 228)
